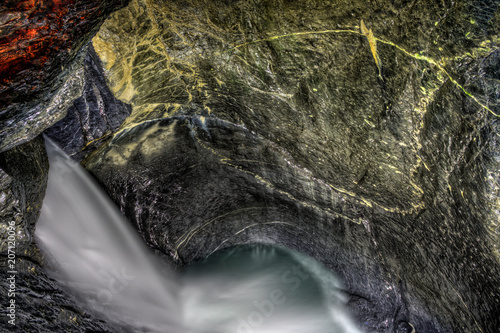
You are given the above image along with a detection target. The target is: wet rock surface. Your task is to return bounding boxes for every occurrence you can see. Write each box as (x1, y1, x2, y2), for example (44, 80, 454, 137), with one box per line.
(45, 45, 132, 162)
(0, 0, 498, 332)
(85, 111, 500, 332)
(0, 244, 114, 333)
(85, 116, 447, 332)
(0, 137, 48, 254)
(0, 0, 129, 152)
(84, 0, 500, 332)
(92, 0, 500, 231)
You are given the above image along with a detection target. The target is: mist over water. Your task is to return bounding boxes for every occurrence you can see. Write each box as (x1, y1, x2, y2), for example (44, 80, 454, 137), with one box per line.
(182, 245, 360, 333)
(35, 139, 360, 333)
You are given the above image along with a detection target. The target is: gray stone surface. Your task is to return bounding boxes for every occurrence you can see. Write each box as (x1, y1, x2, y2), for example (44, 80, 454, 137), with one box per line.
(45, 45, 132, 162)
(0, 137, 48, 255)
(0, 0, 499, 332)
(83, 0, 500, 331)
(0, 0, 130, 153)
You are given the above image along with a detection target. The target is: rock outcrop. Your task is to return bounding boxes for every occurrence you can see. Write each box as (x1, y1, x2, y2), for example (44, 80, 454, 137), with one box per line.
(0, 0, 499, 332)
(84, 0, 500, 332)
(44, 45, 132, 161)
(0, 0, 129, 152)
(0, 137, 48, 255)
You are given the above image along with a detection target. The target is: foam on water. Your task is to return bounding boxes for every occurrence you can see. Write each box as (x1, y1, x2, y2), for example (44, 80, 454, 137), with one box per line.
(35, 139, 360, 333)
(182, 245, 360, 333)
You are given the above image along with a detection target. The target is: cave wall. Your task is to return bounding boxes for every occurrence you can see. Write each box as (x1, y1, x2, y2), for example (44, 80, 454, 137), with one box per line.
(82, 0, 500, 332)
(44, 44, 132, 161)
(0, 137, 48, 255)
(0, 0, 499, 332)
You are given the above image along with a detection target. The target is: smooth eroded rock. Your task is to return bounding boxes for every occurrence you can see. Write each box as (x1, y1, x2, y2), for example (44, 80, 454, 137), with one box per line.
(0, 136, 48, 254)
(44, 45, 132, 161)
(0, 0, 129, 152)
(85, 0, 500, 331)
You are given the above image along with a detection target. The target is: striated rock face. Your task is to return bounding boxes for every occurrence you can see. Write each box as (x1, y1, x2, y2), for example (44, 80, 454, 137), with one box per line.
(85, 116, 446, 332)
(0, 137, 48, 254)
(0, 0, 129, 152)
(45, 45, 132, 161)
(0, 244, 114, 332)
(92, 0, 500, 223)
(86, 0, 500, 332)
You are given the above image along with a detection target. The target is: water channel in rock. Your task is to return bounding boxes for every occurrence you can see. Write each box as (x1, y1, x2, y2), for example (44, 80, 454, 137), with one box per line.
(35, 139, 360, 333)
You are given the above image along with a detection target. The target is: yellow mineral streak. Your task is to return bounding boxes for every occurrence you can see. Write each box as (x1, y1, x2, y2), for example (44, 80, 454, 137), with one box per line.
(105, 122, 163, 166)
(360, 19, 382, 80)
(92, 35, 116, 71)
(89, 0, 499, 240)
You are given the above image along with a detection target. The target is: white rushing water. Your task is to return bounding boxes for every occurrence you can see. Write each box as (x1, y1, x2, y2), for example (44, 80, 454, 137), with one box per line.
(35, 139, 361, 333)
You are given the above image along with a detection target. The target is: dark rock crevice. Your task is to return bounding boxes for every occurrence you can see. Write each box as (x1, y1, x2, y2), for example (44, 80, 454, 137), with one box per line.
(44, 44, 132, 162)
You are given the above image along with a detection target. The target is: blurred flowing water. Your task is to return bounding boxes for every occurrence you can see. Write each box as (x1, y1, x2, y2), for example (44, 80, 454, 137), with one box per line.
(182, 245, 360, 333)
(35, 139, 360, 333)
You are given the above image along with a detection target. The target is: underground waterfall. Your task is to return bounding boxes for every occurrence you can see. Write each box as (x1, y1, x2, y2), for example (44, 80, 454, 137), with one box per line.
(35, 139, 360, 333)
